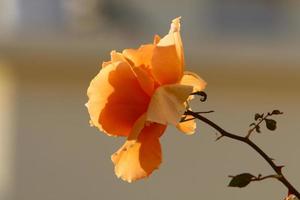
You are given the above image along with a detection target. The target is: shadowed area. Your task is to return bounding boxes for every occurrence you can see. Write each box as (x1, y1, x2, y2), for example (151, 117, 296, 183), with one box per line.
(95, 62, 149, 136)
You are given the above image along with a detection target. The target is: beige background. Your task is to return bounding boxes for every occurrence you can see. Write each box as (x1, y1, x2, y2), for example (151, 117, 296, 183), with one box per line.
(0, 0, 300, 199)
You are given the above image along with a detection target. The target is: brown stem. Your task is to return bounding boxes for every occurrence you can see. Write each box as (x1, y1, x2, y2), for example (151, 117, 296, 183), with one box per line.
(185, 110, 300, 198)
(252, 174, 281, 182)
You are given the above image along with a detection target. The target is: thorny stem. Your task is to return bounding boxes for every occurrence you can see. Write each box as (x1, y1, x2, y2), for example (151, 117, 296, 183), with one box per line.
(184, 110, 300, 198)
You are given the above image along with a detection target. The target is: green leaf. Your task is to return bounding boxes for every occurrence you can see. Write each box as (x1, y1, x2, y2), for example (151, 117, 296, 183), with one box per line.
(228, 173, 255, 188)
(249, 123, 256, 127)
(265, 119, 277, 131)
(255, 125, 261, 133)
(271, 110, 283, 115)
(255, 113, 263, 121)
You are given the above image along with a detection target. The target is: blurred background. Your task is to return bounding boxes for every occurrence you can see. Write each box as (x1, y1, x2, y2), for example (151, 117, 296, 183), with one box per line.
(0, 0, 300, 199)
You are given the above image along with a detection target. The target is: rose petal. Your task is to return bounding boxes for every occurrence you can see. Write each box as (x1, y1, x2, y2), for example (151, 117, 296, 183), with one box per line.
(123, 44, 154, 68)
(102, 51, 126, 68)
(176, 115, 196, 135)
(151, 43, 181, 85)
(147, 84, 193, 125)
(110, 50, 127, 63)
(87, 61, 150, 136)
(122, 45, 156, 96)
(180, 71, 207, 92)
(151, 17, 184, 85)
(169, 17, 184, 68)
(111, 119, 166, 182)
(132, 67, 155, 96)
(102, 61, 111, 68)
(285, 195, 299, 200)
(153, 34, 161, 44)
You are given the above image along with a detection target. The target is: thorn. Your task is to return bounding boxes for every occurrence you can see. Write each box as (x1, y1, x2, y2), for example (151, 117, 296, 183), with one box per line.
(258, 174, 262, 178)
(276, 165, 285, 172)
(215, 135, 224, 141)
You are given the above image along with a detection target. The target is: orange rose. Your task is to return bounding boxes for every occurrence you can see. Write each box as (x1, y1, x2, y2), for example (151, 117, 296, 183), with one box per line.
(86, 17, 206, 182)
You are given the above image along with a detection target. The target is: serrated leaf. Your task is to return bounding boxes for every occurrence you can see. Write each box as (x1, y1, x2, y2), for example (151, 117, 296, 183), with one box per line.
(271, 110, 283, 115)
(255, 113, 263, 121)
(228, 173, 255, 188)
(265, 119, 277, 131)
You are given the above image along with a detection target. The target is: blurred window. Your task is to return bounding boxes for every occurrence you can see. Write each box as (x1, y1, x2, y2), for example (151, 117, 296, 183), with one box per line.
(19, 0, 63, 33)
(0, 0, 19, 38)
(99, 0, 148, 34)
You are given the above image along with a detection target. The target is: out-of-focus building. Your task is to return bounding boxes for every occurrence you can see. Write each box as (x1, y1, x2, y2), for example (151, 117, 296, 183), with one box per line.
(0, 1, 300, 200)
(0, 64, 15, 200)
(0, 0, 19, 38)
(1, 0, 300, 63)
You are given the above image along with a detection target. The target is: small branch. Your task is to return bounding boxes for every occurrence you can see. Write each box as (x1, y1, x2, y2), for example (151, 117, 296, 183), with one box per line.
(228, 173, 280, 182)
(252, 174, 282, 182)
(180, 110, 214, 122)
(246, 113, 270, 138)
(181, 117, 195, 122)
(246, 110, 283, 138)
(195, 110, 214, 114)
(185, 110, 300, 198)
